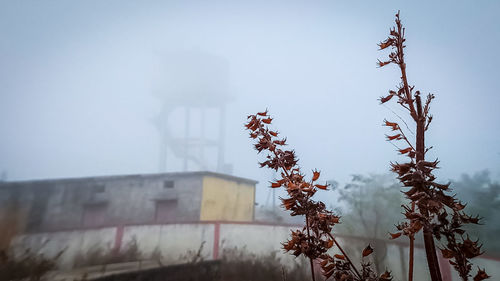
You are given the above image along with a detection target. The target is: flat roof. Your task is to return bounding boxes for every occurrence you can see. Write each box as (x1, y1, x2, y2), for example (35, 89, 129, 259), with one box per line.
(0, 171, 258, 186)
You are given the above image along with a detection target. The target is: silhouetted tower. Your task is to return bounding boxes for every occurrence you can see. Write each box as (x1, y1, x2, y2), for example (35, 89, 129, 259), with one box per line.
(153, 51, 232, 174)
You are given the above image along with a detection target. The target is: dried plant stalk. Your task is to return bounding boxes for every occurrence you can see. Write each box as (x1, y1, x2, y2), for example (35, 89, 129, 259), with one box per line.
(379, 11, 489, 281)
(245, 111, 391, 281)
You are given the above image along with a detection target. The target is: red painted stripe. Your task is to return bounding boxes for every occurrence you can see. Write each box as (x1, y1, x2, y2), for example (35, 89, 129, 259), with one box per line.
(113, 225, 125, 254)
(213, 222, 220, 260)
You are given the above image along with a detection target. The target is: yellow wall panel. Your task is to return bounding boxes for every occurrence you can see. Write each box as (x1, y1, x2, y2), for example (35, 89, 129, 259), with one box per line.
(200, 176, 255, 221)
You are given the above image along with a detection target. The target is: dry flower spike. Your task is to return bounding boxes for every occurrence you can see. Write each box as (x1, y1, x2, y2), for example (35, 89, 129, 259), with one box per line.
(245, 111, 391, 281)
(379, 11, 488, 281)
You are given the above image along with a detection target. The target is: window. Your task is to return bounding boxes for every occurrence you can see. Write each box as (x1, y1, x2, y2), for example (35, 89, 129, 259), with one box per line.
(82, 203, 107, 227)
(155, 200, 178, 223)
(163, 180, 174, 188)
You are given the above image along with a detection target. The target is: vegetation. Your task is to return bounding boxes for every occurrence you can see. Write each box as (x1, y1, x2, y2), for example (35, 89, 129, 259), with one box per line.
(220, 247, 310, 281)
(73, 238, 142, 268)
(378, 11, 488, 281)
(336, 174, 404, 273)
(0, 248, 60, 281)
(245, 111, 390, 281)
(452, 171, 500, 256)
(0, 199, 59, 281)
(245, 11, 490, 281)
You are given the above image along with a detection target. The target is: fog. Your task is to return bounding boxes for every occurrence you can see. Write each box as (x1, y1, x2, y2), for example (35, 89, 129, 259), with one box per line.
(1, 0, 499, 207)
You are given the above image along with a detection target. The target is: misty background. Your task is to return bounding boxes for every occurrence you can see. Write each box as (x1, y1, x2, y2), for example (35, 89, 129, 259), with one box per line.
(1, 0, 499, 208)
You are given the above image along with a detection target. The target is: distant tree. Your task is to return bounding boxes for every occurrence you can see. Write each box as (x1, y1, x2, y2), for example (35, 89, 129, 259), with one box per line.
(452, 171, 500, 256)
(336, 174, 404, 273)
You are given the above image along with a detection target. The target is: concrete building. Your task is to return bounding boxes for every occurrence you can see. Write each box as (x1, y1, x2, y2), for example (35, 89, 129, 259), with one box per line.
(0, 171, 257, 234)
(4, 172, 500, 280)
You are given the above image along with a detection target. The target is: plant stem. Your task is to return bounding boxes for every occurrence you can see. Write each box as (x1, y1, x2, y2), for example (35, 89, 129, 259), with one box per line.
(305, 214, 316, 281)
(408, 202, 415, 281)
(409, 233, 414, 281)
(415, 95, 442, 281)
(328, 233, 361, 279)
(422, 228, 442, 281)
(309, 258, 316, 281)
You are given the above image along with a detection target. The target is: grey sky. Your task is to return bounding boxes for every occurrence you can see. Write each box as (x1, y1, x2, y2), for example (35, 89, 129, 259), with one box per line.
(1, 1, 499, 205)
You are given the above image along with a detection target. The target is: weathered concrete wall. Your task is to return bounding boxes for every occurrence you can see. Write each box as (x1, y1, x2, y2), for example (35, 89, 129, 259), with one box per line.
(200, 176, 255, 221)
(0, 187, 28, 249)
(0, 174, 206, 232)
(219, 223, 290, 255)
(0, 182, 52, 233)
(0, 172, 257, 233)
(10, 222, 500, 281)
(11, 223, 293, 270)
(98, 175, 204, 225)
(12, 227, 116, 269)
(122, 224, 214, 261)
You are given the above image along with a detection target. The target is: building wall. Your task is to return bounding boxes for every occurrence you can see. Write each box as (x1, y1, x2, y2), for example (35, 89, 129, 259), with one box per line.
(13, 222, 500, 281)
(0, 174, 206, 232)
(12, 227, 117, 269)
(0, 172, 257, 233)
(123, 224, 215, 261)
(200, 176, 255, 221)
(94, 175, 203, 226)
(0, 200, 27, 250)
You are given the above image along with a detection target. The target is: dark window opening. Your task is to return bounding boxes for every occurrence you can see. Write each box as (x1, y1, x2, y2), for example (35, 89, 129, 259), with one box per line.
(163, 180, 174, 188)
(155, 199, 178, 223)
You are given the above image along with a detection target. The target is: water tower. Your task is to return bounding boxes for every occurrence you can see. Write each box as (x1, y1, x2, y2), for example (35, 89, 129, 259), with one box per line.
(153, 50, 232, 173)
